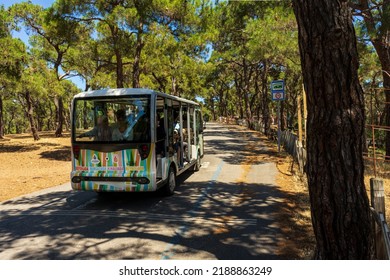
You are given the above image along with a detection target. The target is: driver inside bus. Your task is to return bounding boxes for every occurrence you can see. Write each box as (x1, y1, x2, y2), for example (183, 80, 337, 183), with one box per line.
(111, 109, 131, 141)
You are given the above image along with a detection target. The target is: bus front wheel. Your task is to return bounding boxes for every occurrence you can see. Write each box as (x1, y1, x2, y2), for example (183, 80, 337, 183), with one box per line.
(193, 151, 201, 172)
(163, 166, 176, 196)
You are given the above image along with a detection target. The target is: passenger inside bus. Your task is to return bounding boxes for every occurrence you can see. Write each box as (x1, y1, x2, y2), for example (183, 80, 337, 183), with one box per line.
(77, 115, 112, 141)
(111, 109, 131, 141)
(173, 112, 188, 167)
(156, 113, 166, 156)
(132, 113, 149, 141)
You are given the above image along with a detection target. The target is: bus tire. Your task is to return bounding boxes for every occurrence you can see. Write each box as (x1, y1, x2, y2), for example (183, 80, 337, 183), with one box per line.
(193, 151, 201, 172)
(163, 166, 176, 196)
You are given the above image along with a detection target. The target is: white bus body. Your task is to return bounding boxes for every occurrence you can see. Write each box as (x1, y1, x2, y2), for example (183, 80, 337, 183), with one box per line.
(70, 88, 204, 195)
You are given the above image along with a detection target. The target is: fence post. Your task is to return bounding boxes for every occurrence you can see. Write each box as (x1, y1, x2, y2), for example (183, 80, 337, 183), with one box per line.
(296, 140, 304, 174)
(370, 178, 386, 220)
(370, 178, 386, 259)
(297, 95, 302, 143)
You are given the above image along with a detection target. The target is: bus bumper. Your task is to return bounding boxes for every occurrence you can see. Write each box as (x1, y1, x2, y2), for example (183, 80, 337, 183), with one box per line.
(70, 175, 155, 192)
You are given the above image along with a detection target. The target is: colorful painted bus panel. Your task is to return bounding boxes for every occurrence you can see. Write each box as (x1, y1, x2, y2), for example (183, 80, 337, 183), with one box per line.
(70, 88, 204, 195)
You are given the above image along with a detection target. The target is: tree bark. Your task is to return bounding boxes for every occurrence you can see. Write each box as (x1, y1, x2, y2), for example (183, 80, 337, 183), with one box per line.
(54, 96, 64, 137)
(261, 60, 271, 136)
(116, 49, 124, 88)
(132, 21, 144, 89)
(242, 59, 254, 129)
(0, 96, 3, 139)
(25, 91, 40, 141)
(234, 74, 244, 119)
(108, 24, 125, 89)
(292, 0, 373, 259)
(218, 84, 225, 117)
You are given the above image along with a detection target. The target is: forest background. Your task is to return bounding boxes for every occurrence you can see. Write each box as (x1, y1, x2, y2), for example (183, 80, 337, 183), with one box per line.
(1, 0, 390, 260)
(0, 0, 387, 146)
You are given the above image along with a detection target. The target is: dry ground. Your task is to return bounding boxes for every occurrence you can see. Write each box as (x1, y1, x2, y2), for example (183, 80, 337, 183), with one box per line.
(0, 131, 71, 202)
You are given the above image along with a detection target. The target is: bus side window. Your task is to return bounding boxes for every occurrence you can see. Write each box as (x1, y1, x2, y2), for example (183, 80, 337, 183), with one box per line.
(196, 111, 202, 134)
(167, 106, 175, 157)
(156, 110, 166, 156)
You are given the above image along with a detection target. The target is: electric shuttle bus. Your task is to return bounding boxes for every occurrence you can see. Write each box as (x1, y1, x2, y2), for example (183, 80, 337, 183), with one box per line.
(70, 88, 204, 195)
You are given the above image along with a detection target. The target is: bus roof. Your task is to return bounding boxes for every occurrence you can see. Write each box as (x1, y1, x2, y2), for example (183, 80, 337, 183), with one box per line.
(73, 88, 199, 106)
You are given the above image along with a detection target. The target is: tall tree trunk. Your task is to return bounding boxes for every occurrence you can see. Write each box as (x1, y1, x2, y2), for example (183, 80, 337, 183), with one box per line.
(242, 59, 253, 129)
(255, 69, 261, 120)
(25, 91, 40, 141)
(261, 60, 270, 136)
(133, 22, 144, 89)
(238, 93, 244, 119)
(0, 95, 3, 139)
(210, 97, 216, 121)
(108, 24, 124, 88)
(218, 85, 224, 117)
(383, 69, 390, 157)
(116, 49, 124, 88)
(234, 75, 244, 119)
(280, 101, 286, 131)
(47, 105, 53, 131)
(54, 96, 64, 137)
(293, 0, 373, 259)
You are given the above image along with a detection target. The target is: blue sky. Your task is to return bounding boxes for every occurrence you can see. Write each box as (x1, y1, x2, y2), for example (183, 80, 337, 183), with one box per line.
(0, 0, 52, 9)
(1, 0, 85, 90)
(1, 0, 53, 42)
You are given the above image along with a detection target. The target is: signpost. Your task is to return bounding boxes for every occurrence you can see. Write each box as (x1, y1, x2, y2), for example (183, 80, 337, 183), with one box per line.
(271, 80, 285, 152)
(271, 80, 285, 101)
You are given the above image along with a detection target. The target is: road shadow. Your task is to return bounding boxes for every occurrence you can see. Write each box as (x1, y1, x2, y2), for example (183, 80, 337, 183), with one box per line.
(0, 175, 311, 260)
(0, 122, 313, 260)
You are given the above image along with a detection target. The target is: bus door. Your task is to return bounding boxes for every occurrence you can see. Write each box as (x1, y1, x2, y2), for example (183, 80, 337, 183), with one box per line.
(195, 108, 204, 158)
(166, 98, 175, 160)
(182, 104, 192, 163)
(156, 95, 168, 180)
(187, 106, 195, 161)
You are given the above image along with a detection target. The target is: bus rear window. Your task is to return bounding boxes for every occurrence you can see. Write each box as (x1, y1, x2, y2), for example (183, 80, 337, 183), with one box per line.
(73, 97, 150, 143)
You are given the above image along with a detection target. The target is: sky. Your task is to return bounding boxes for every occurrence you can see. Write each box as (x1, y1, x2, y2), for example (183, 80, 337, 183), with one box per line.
(1, 0, 86, 90)
(0, 0, 52, 8)
(1, 0, 52, 42)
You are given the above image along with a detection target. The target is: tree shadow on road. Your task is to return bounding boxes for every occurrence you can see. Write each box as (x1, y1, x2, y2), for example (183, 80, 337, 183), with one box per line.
(0, 123, 314, 260)
(0, 176, 313, 260)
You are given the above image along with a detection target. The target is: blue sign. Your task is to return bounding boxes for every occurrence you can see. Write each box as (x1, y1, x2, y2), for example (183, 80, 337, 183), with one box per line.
(271, 80, 285, 101)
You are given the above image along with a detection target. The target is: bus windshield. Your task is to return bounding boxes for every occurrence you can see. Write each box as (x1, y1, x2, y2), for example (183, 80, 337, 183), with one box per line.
(73, 96, 150, 143)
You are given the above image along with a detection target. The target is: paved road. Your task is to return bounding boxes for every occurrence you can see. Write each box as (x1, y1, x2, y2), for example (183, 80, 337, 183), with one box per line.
(0, 122, 287, 260)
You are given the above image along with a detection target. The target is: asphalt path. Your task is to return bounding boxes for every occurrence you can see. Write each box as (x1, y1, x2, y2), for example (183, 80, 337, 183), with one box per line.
(0, 122, 287, 260)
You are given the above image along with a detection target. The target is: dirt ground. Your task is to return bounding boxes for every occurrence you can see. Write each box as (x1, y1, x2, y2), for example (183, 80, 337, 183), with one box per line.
(0, 131, 71, 202)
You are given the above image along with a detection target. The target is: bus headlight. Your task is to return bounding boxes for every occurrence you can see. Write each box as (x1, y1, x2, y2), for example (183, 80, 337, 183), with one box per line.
(134, 177, 150, 184)
(72, 176, 82, 183)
